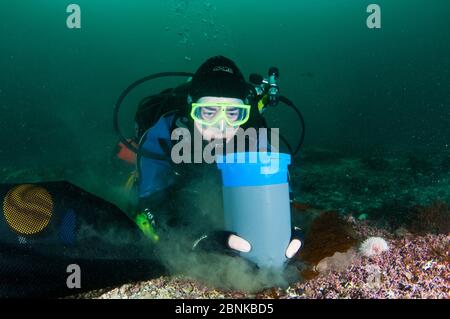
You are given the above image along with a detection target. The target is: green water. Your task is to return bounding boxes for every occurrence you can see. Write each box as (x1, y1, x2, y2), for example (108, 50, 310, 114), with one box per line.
(1, 0, 449, 204)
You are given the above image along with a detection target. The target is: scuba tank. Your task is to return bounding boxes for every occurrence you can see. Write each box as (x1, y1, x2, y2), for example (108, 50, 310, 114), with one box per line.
(134, 82, 192, 141)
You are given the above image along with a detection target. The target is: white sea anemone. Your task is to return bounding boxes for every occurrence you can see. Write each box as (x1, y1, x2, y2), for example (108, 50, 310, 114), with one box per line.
(359, 237, 389, 257)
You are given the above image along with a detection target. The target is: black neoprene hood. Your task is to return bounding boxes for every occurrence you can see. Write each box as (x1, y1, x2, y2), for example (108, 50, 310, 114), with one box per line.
(189, 55, 249, 102)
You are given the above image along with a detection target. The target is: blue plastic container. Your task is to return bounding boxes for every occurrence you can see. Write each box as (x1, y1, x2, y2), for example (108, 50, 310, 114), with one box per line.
(217, 152, 292, 269)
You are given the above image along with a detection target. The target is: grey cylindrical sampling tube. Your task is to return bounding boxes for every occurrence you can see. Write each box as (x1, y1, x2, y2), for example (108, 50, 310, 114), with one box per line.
(217, 152, 292, 269)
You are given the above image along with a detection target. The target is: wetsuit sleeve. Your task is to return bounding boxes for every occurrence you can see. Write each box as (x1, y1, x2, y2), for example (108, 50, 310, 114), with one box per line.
(137, 115, 176, 212)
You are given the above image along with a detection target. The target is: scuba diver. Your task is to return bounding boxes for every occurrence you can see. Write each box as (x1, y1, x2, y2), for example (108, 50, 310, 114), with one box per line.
(0, 56, 304, 297)
(115, 55, 305, 264)
(0, 56, 306, 297)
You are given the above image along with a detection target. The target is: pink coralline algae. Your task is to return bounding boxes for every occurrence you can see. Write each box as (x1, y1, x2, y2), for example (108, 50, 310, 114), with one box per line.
(76, 220, 448, 299)
(287, 223, 449, 299)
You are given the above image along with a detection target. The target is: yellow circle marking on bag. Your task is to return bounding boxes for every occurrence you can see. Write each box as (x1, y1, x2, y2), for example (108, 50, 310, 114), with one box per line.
(3, 184, 53, 235)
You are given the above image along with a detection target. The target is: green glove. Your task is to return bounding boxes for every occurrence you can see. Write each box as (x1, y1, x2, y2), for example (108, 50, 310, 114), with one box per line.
(134, 210, 159, 243)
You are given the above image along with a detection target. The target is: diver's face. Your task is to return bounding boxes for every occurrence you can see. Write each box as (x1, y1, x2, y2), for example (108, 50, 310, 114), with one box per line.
(193, 96, 243, 142)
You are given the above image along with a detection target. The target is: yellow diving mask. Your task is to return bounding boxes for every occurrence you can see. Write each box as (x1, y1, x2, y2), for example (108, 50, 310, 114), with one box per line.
(190, 102, 251, 127)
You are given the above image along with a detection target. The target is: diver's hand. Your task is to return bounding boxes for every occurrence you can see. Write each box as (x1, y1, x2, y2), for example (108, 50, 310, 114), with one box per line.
(285, 226, 304, 259)
(192, 228, 303, 258)
(134, 209, 160, 243)
(192, 230, 251, 255)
